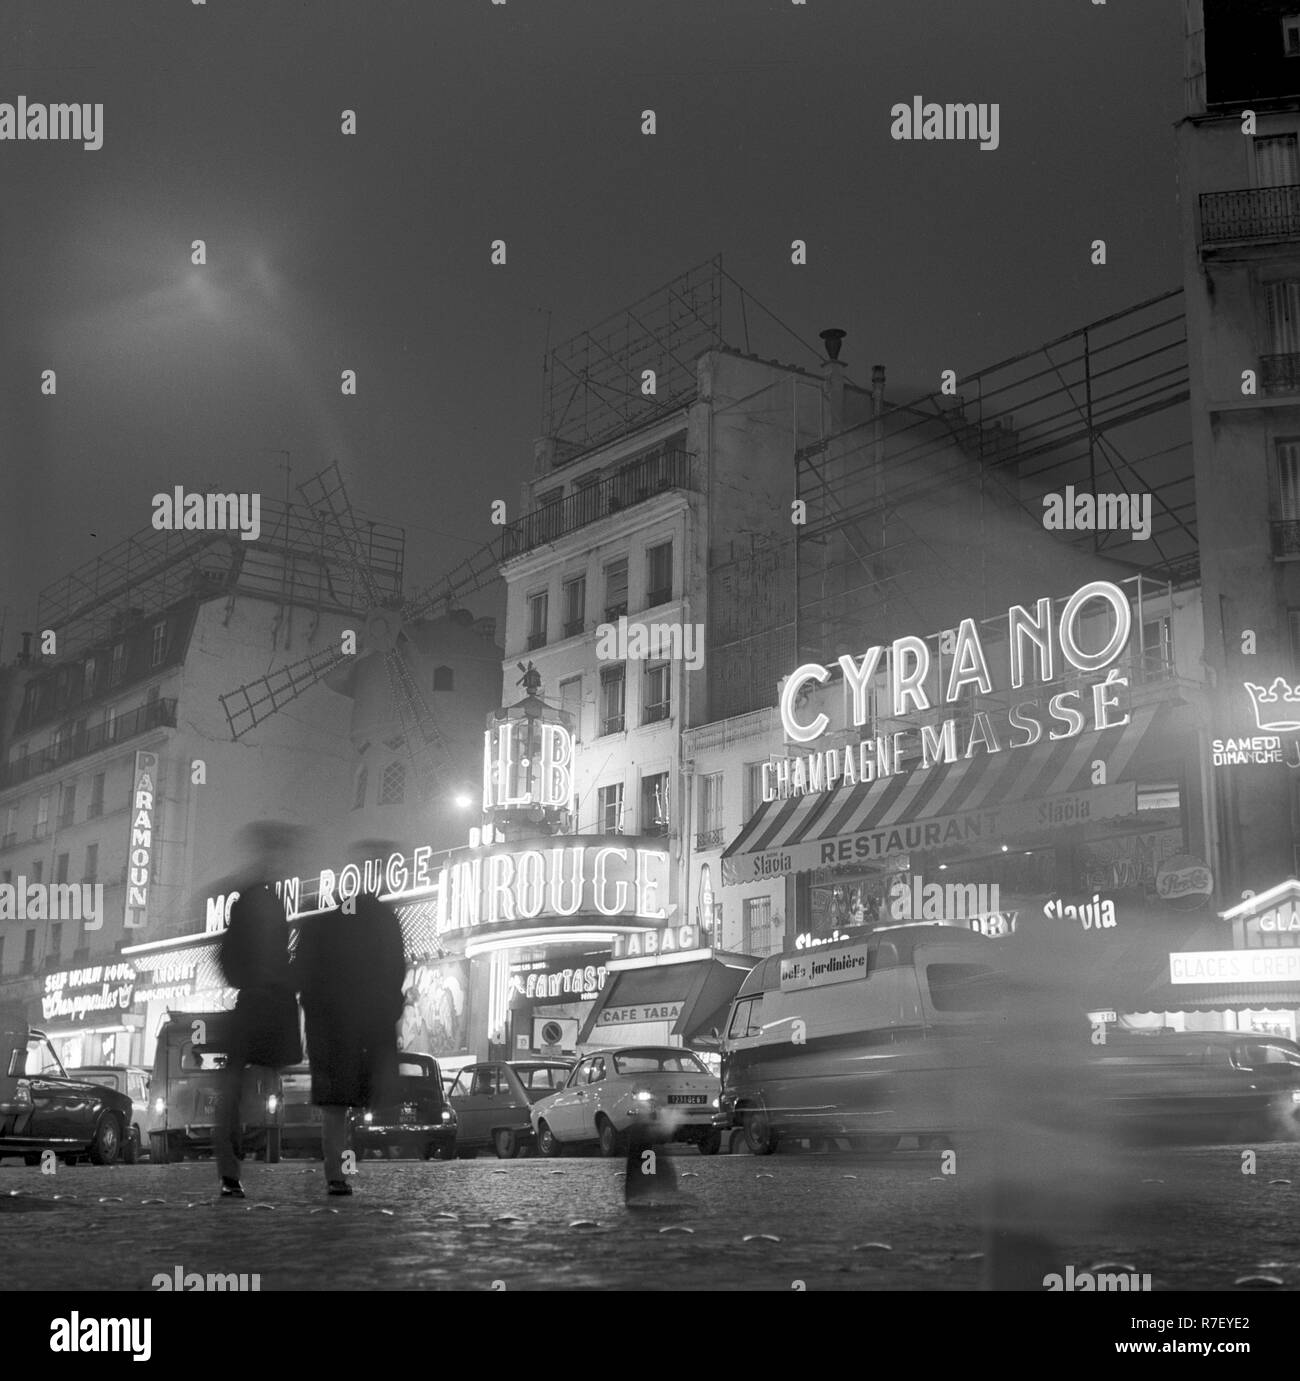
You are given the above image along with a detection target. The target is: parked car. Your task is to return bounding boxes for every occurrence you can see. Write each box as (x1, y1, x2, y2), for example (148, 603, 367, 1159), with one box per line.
(448, 1059, 572, 1158)
(1089, 1031, 1300, 1143)
(531, 1047, 725, 1158)
(720, 925, 1002, 1155)
(278, 1064, 322, 1157)
(66, 1065, 151, 1163)
(144, 1010, 283, 1163)
(0, 1020, 134, 1166)
(351, 1052, 457, 1160)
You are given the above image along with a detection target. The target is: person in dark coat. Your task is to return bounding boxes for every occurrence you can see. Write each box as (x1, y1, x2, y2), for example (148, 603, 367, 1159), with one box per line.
(294, 840, 407, 1195)
(214, 822, 304, 1199)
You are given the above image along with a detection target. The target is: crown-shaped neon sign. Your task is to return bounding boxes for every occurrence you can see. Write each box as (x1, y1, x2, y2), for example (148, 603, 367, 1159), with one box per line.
(1244, 678, 1300, 732)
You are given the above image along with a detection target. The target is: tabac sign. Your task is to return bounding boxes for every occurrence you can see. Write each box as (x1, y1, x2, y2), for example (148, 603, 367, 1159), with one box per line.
(767, 580, 1133, 801)
(125, 751, 158, 929)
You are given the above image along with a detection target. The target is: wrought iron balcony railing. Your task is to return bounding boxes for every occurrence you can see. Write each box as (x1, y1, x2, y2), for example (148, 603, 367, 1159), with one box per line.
(696, 827, 727, 849)
(501, 446, 693, 559)
(1200, 186, 1300, 248)
(1, 698, 178, 789)
(1272, 519, 1300, 559)
(1261, 353, 1300, 395)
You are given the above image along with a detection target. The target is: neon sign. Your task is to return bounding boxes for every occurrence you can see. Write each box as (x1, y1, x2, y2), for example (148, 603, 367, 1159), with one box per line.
(768, 581, 1133, 801)
(125, 751, 158, 929)
(483, 721, 573, 811)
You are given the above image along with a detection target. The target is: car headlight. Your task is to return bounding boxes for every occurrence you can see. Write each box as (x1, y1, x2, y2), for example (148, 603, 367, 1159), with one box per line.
(363, 1111, 374, 1124)
(266, 1095, 278, 1114)
(154, 1097, 166, 1115)
(1290, 1089, 1300, 1104)
(440, 1108, 452, 1122)
(712, 1097, 720, 1109)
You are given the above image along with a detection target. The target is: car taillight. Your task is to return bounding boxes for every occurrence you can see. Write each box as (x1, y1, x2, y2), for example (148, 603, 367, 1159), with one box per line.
(633, 1088, 653, 1103)
(266, 1094, 278, 1114)
(154, 1097, 166, 1115)
(363, 1111, 374, 1124)
(440, 1108, 452, 1122)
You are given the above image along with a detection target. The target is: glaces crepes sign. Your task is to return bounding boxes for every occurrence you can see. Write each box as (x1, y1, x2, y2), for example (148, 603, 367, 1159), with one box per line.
(767, 580, 1133, 802)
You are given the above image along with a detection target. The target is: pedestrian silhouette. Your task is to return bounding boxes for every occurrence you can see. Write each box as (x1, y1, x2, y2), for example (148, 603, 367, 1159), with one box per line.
(294, 840, 407, 1196)
(214, 821, 304, 1200)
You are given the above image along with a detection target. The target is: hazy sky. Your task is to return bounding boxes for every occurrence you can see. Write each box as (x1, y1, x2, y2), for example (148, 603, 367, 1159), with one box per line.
(0, 0, 1185, 646)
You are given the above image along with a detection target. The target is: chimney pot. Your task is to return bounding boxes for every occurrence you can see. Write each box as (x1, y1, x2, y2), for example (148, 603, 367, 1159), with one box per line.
(819, 328, 847, 362)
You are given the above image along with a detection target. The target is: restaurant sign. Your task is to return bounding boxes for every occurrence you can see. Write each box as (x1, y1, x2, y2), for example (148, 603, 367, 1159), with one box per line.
(1169, 950, 1300, 984)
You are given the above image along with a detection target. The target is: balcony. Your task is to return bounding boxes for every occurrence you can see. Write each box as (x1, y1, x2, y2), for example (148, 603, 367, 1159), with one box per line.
(501, 446, 693, 559)
(1200, 187, 1300, 250)
(1262, 354, 1300, 395)
(1, 697, 177, 789)
(1272, 519, 1300, 559)
(696, 827, 727, 849)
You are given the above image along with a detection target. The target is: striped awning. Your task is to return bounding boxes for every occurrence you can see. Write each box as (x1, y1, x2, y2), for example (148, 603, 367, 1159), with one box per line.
(721, 704, 1160, 885)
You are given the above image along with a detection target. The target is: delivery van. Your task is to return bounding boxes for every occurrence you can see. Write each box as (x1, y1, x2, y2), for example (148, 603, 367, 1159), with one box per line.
(719, 924, 1002, 1154)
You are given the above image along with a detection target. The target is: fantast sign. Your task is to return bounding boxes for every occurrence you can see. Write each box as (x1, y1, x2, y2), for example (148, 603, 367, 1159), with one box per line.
(767, 580, 1133, 802)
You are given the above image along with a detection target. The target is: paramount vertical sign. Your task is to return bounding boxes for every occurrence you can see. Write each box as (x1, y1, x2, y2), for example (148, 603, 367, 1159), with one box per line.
(125, 751, 158, 929)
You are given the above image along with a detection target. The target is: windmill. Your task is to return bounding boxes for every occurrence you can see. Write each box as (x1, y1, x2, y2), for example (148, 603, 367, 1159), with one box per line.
(218, 463, 502, 800)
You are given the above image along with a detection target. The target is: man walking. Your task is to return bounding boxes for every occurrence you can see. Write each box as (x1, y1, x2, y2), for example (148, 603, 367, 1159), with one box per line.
(294, 841, 407, 1195)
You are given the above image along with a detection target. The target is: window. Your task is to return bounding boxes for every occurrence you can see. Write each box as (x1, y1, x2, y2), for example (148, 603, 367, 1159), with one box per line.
(566, 1059, 589, 1088)
(727, 995, 764, 1040)
(642, 661, 670, 724)
(22, 929, 35, 975)
(926, 963, 999, 1012)
(641, 771, 669, 836)
(83, 656, 97, 699)
(745, 762, 767, 817)
(1266, 282, 1300, 360)
(559, 676, 582, 739)
(150, 620, 168, 668)
(1285, 15, 1300, 57)
(1140, 617, 1172, 681)
(1256, 134, 1300, 188)
(1273, 441, 1300, 550)
(109, 643, 126, 686)
(646, 541, 673, 607)
(353, 766, 368, 810)
(470, 1067, 504, 1097)
(0, 937, 4, 973)
(103, 703, 119, 740)
(536, 487, 563, 540)
(50, 923, 63, 960)
(599, 665, 625, 735)
(55, 853, 69, 884)
(35, 794, 50, 839)
(698, 771, 725, 847)
(527, 590, 549, 651)
(598, 783, 624, 835)
(574, 471, 602, 523)
(84, 843, 98, 883)
(3, 805, 16, 848)
(59, 782, 77, 827)
(587, 1056, 606, 1084)
(88, 773, 105, 819)
(516, 1065, 569, 1091)
(562, 576, 586, 638)
(30, 860, 43, 884)
(612, 1050, 708, 1076)
(432, 666, 454, 691)
(743, 896, 775, 955)
(603, 558, 628, 621)
(379, 760, 407, 806)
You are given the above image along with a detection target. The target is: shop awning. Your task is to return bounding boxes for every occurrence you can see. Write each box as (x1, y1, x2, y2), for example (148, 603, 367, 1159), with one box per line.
(1135, 983, 1300, 1012)
(577, 957, 753, 1047)
(721, 703, 1161, 884)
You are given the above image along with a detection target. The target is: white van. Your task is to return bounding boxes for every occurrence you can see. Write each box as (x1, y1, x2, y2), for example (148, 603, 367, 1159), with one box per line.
(720, 924, 1002, 1154)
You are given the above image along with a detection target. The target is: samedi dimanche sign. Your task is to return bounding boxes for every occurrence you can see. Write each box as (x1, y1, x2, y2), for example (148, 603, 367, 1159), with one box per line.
(766, 579, 1134, 802)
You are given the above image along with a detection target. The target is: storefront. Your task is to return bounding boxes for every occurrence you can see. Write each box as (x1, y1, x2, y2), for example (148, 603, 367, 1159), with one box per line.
(28, 959, 144, 1070)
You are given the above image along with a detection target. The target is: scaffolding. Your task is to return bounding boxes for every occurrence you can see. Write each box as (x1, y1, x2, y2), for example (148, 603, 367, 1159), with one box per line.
(35, 498, 405, 657)
(796, 288, 1194, 661)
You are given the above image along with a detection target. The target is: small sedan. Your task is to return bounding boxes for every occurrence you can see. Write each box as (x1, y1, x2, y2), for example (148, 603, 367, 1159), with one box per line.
(531, 1047, 725, 1158)
(351, 1053, 457, 1161)
(0, 1027, 135, 1166)
(65, 1065, 151, 1164)
(449, 1060, 572, 1158)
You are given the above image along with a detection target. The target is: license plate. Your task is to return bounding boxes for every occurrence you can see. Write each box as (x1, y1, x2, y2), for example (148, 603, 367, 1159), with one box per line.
(309, 1106, 322, 1123)
(668, 1094, 706, 1105)
(202, 1092, 220, 1114)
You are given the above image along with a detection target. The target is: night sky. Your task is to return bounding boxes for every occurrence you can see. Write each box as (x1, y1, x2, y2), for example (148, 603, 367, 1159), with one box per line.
(0, 0, 1184, 643)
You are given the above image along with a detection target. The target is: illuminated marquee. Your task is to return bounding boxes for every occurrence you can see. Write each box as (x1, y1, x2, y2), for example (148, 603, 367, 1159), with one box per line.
(436, 839, 671, 936)
(125, 751, 158, 929)
(767, 581, 1133, 801)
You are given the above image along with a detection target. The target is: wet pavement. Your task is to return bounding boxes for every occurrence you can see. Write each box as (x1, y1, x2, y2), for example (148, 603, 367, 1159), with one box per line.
(2, 1142, 1299, 1291)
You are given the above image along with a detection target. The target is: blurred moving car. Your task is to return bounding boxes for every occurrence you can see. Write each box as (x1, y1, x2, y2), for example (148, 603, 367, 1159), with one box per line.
(531, 1047, 724, 1157)
(448, 1059, 572, 1158)
(351, 1052, 457, 1160)
(66, 1065, 151, 1163)
(0, 1020, 135, 1166)
(144, 1011, 283, 1163)
(719, 926, 1002, 1155)
(1089, 1031, 1300, 1143)
(278, 1063, 322, 1157)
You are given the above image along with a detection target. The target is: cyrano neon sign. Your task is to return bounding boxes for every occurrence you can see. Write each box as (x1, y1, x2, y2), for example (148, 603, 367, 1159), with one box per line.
(768, 581, 1133, 801)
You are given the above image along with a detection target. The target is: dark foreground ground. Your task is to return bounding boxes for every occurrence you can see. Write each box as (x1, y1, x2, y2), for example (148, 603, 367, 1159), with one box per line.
(2, 1141, 1298, 1291)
